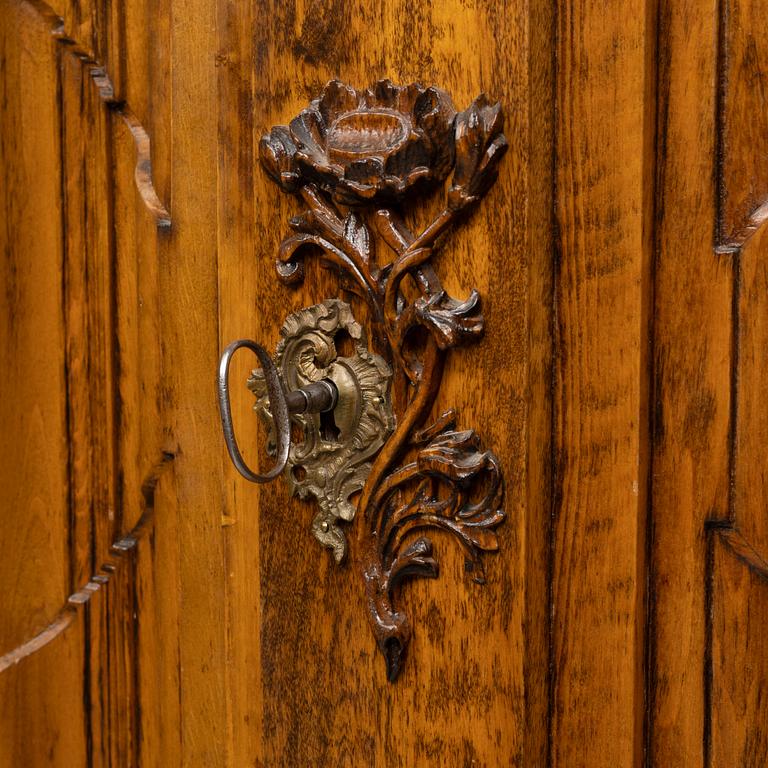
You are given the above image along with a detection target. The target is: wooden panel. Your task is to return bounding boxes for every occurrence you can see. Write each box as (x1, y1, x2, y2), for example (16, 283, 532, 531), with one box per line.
(0, 0, 70, 654)
(6, 0, 768, 765)
(710, 530, 768, 767)
(552, 0, 654, 763)
(120, 0, 163, 132)
(216, 0, 264, 763)
(649, 0, 733, 765)
(223, 1, 554, 765)
(108, 36, 181, 764)
(1, 2, 174, 764)
(111, 91, 167, 539)
(720, 0, 768, 244)
(133, 473, 183, 765)
(59, 43, 119, 589)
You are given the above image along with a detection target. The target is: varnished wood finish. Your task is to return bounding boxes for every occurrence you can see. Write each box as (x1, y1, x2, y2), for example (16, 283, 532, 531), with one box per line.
(553, 0, 654, 762)
(649, 2, 730, 765)
(1, 0, 767, 766)
(711, 529, 768, 766)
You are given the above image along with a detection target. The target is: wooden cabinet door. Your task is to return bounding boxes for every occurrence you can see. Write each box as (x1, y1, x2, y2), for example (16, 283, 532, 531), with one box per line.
(1, 0, 767, 765)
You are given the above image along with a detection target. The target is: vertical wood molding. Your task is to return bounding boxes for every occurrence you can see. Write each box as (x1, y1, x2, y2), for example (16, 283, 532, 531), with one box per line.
(552, 0, 656, 763)
(0, 0, 70, 665)
(649, 0, 732, 764)
(709, 528, 768, 766)
(717, 0, 768, 248)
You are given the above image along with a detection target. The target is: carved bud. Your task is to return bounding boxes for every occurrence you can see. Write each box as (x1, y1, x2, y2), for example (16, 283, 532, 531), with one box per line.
(447, 95, 508, 211)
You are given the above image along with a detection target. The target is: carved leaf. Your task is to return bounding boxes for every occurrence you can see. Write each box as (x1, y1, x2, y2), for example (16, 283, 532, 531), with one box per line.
(389, 537, 439, 589)
(378, 427, 504, 565)
(253, 81, 509, 683)
(414, 290, 484, 349)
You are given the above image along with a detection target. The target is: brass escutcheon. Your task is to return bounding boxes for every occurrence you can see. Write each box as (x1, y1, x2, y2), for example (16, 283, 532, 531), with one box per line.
(247, 299, 394, 562)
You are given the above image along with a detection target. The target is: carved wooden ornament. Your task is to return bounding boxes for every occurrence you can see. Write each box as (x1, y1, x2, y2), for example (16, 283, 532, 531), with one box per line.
(259, 79, 508, 681)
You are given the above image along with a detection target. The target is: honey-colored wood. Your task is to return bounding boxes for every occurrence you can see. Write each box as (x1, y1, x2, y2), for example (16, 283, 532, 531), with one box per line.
(720, 0, 768, 244)
(2, 0, 768, 765)
(649, 1, 732, 765)
(552, 0, 654, 762)
(735, 223, 768, 559)
(239, 4, 543, 764)
(0, 0, 70, 667)
(711, 530, 768, 766)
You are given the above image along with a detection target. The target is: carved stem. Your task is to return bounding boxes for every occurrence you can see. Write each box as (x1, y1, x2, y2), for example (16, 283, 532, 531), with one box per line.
(278, 233, 383, 322)
(381, 208, 456, 328)
(357, 335, 444, 531)
(256, 81, 508, 683)
(375, 209, 443, 296)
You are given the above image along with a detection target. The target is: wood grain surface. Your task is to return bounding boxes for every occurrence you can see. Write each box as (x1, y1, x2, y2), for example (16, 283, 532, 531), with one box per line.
(711, 530, 768, 766)
(1, 0, 767, 765)
(552, 0, 654, 762)
(648, 0, 732, 765)
(0, 0, 70, 664)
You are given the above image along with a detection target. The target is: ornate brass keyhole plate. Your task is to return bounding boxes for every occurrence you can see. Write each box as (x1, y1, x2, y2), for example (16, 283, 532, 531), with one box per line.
(247, 299, 393, 562)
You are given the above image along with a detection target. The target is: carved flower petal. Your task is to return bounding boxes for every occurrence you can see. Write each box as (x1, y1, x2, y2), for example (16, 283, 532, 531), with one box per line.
(370, 168, 431, 200)
(344, 155, 385, 184)
(413, 86, 453, 126)
(396, 82, 427, 114)
(289, 106, 327, 155)
(363, 78, 401, 109)
(383, 137, 431, 178)
(333, 177, 380, 205)
(258, 125, 300, 191)
(318, 79, 361, 125)
(413, 87, 456, 179)
(294, 149, 344, 190)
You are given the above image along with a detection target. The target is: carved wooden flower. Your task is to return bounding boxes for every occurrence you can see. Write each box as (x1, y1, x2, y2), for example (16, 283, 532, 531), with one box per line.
(259, 79, 456, 205)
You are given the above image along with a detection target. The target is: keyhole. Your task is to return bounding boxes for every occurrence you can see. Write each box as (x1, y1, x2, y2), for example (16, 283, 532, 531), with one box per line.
(320, 408, 341, 442)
